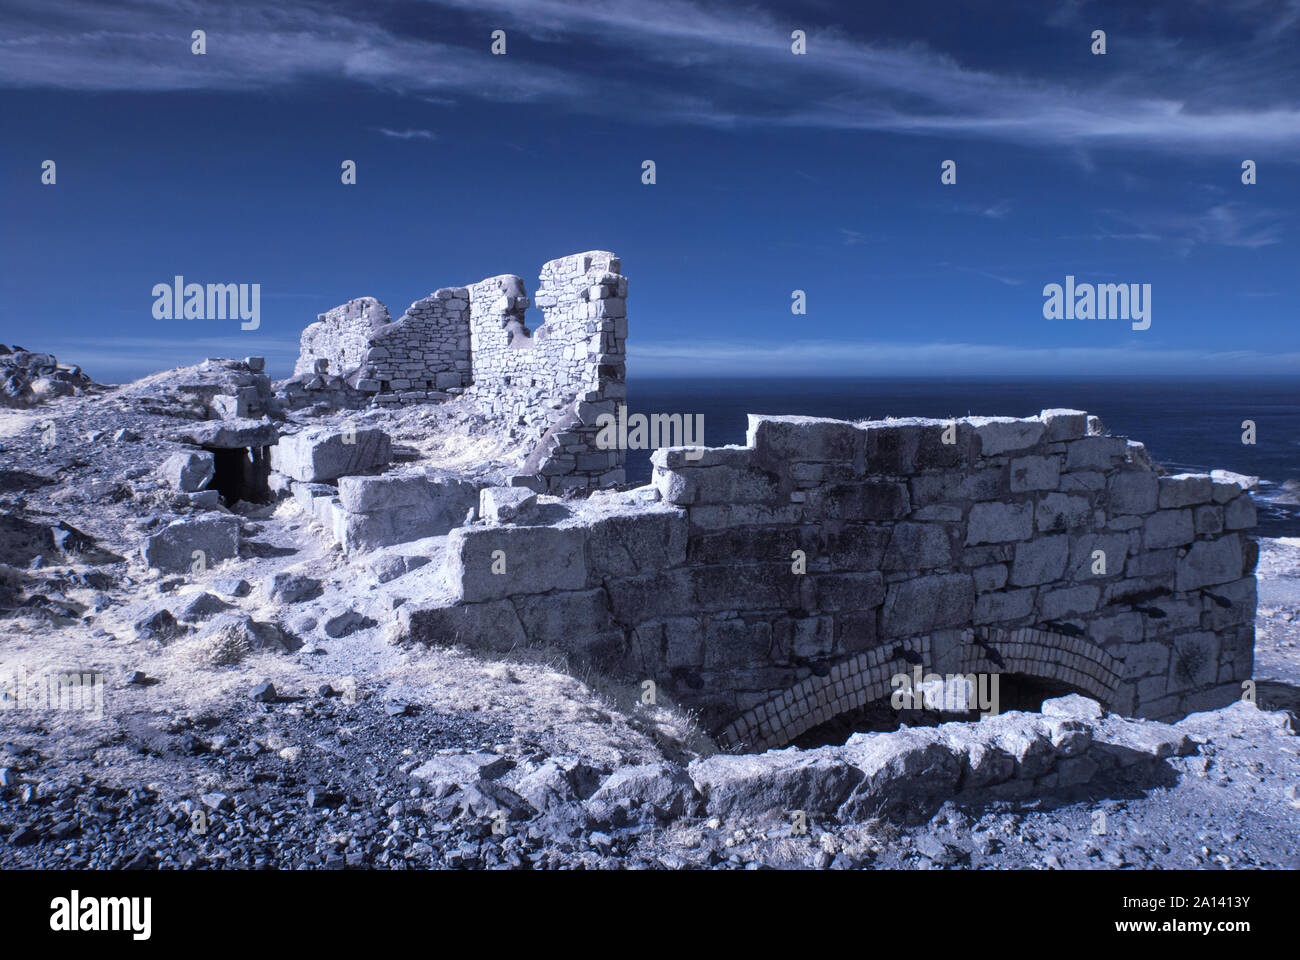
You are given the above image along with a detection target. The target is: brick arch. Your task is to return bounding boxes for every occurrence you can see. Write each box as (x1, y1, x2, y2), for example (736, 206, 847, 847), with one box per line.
(715, 627, 1123, 752)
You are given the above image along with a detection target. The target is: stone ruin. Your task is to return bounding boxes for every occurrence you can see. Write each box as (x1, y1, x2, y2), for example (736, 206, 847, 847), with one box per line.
(137, 249, 1259, 753)
(396, 412, 1259, 749)
(279, 250, 628, 495)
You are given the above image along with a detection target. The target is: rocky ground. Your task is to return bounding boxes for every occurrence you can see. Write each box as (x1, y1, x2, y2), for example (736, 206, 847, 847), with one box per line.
(1, 373, 1298, 870)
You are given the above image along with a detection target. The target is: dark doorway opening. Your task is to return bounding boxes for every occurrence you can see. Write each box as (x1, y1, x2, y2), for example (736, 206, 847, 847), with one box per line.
(789, 673, 1088, 749)
(204, 445, 271, 505)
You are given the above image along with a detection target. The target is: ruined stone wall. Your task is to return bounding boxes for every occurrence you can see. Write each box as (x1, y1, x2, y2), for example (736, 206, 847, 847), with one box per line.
(400, 409, 1258, 750)
(357, 288, 471, 405)
(295, 297, 390, 377)
(287, 251, 627, 491)
(466, 251, 628, 493)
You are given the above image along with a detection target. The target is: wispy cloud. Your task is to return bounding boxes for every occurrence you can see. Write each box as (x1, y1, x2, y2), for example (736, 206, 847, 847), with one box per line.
(955, 266, 1023, 287)
(3, 0, 1299, 157)
(1095, 203, 1286, 250)
(376, 127, 438, 140)
(952, 200, 1012, 219)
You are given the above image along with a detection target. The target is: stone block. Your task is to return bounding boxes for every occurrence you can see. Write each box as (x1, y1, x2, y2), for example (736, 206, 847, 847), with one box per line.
(513, 588, 615, 645)
(1038, 409, 1088, 442)
(840, 728, 963, 817)
(966, 501, 1033, 544)
(1064, 437, 1127, 471)
(1009, 455, 1059, 492)
(1158, 473, 1213, 508)
(972, 564, 1008, 592)
(1009, 535, 1068, 586)
(587, 509, 688, 579)
(812, 571, 885, 611)
(159, 450, 215, 492)
(866, 420, 965, 474)
(1143, 509, 1194, 550)
(1194, 504, 1223, 535)
(141, 516, 240, 574)
(1041, 694, 1104, 719)
(1107, 471, 1158, 516)
(1209, 470, 1258, 503)
(974, 588, 1035, 624)
(1066, 532, 1128, 580)
(688, 751, 865, 820)
(883, 522, 955, 570)
(1038, 584, 1100, 619)
(1175, 536, 1244, 591)
(881, 573, 974, 637)
(479, 486, 538, 524)
(586, 762, 699, 822)
(400, 599, 527, 651)
(1224, 496, 1256, 530)
(1035, 493, 1092, 532)
(270, 427, 391, 482)
(446, 525, 587, 601)
(969, 417, 1045, 457)
(1168, 632, 1220, 690)
(746, 415, 866, 464)
(337, 472, 478, 551)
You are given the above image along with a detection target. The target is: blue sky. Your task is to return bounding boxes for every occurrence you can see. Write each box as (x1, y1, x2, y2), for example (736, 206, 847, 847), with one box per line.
(1, 0, 1297, 380)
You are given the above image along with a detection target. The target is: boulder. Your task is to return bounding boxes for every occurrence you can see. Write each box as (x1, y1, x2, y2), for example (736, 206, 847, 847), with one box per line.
(141, 516, 240, 574)
(479, 486, 538, 524)
(585, 762, 699, 822)
(178, 592, 229, 622)
(193, 614, 290, 666)
(688, 749, 863, 820)
(839, 728, 963, 818)
(159, 451, 215, 492)
(268, 572, 322, 604)
(367, 553, 430, 584)
(322, 608, 375, 637)
(1041, 693, 1105, 720)
(134, 608, 184, 642)
(411, 753, 514, 795)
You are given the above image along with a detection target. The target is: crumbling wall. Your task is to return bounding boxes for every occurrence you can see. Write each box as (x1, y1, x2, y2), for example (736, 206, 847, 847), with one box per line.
(287, 251, 627, 491)
(295, 297, 390, 377)
(466, 251, 627, 493)
(357, 288, 472, 405)
(400, 409, 1258, 750)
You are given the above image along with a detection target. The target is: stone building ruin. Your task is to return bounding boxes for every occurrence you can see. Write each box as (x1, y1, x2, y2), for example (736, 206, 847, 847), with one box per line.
(286, 251, 627, 494)
(151, 249, 1258, 754)
(398, 411, 1258, 749)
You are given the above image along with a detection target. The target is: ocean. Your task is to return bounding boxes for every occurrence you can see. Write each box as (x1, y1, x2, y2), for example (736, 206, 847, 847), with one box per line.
(623, 377, 1300, 538)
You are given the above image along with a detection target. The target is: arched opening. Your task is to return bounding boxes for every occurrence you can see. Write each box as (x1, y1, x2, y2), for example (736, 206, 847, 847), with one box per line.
(789, 673, 1089, 749)
(715, 627, 1123, 753)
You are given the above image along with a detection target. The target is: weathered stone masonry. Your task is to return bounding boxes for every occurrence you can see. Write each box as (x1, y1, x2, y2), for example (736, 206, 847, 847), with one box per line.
(400, 409, 1258, 751)
(291, 251, 627, 493)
